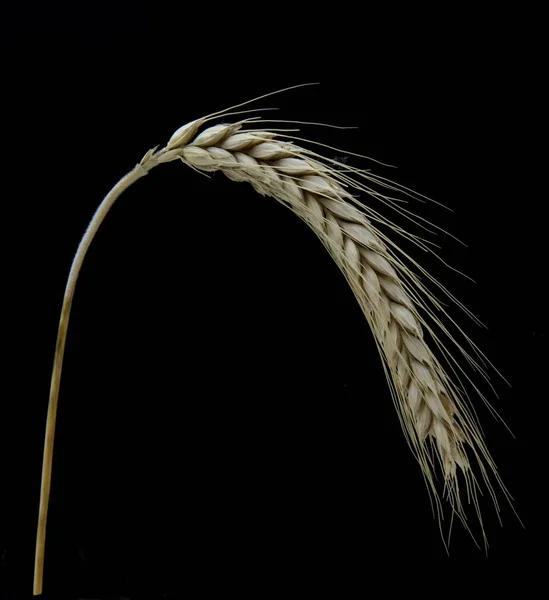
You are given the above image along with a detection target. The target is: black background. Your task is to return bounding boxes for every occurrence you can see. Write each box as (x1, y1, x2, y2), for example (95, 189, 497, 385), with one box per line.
(0, 3, 544, 598)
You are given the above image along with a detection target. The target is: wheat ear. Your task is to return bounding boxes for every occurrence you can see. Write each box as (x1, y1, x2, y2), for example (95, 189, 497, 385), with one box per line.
(34, 101, 512, 594)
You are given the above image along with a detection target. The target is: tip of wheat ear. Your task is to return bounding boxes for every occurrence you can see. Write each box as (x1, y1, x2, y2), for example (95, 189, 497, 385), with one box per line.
(147, 116, 516, 546)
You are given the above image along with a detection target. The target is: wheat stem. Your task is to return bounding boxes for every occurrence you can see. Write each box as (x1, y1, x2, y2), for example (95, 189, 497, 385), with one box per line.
(33, 162, 154, 595)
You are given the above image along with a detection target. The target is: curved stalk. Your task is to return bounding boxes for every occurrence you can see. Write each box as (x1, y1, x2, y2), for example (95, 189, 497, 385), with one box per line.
(33, 158, 158, 595)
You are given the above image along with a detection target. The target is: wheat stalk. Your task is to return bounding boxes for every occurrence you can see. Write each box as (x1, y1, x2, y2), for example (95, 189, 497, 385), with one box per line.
(33, 89, 514, 594)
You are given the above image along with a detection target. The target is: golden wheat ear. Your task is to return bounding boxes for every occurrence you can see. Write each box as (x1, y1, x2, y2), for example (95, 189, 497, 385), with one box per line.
(33, 86, 518, 594)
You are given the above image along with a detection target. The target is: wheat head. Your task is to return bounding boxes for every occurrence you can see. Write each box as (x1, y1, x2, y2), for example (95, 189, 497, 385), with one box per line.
(33, 90, 515, 594)
(156, 118, 509, 526)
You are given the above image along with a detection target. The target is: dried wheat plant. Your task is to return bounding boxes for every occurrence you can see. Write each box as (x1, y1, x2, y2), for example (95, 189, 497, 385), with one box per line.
(34, 85, 517, 594)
